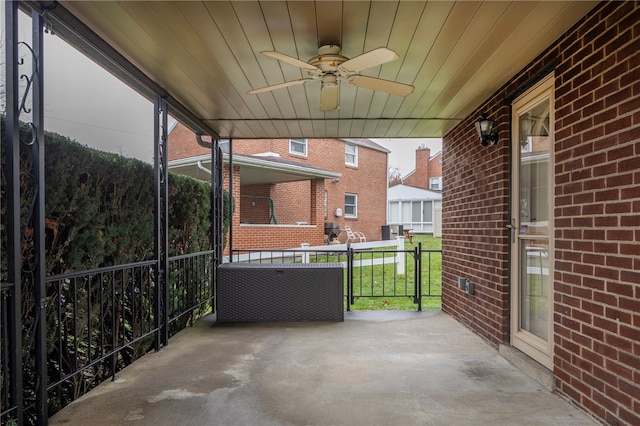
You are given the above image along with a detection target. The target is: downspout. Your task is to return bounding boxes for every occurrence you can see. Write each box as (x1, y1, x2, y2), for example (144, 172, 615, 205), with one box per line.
(197, 160, 211, 175)
(196, 133, 212, 149)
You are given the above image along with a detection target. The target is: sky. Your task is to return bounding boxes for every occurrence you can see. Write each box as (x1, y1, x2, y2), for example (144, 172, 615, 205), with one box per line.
(7, 10, 440, 173)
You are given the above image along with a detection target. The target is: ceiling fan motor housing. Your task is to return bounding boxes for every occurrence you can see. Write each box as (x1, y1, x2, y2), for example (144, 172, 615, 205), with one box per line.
(308, 45, 348, 74)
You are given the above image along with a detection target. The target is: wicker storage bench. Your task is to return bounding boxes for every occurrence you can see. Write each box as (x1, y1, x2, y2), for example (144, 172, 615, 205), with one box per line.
(217, 262, 344, 322)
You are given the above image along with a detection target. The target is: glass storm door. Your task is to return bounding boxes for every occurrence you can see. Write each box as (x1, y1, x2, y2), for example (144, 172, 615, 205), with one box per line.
(510, 75, 554, 369)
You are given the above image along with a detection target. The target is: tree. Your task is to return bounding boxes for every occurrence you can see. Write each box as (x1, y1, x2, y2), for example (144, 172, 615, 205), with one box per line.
(388, 166, 402, 187)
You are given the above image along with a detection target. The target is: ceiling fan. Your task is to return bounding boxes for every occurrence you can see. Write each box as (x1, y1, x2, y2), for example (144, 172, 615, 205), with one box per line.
(248, 45, 415, 111)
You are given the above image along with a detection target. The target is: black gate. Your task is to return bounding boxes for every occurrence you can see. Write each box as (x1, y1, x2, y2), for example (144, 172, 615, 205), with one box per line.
(348, 243, 442, 311)
(232, 242, 443, 311)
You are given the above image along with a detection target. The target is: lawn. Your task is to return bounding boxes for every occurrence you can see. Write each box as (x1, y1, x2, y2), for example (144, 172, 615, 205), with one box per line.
(348, 234, 442, 311)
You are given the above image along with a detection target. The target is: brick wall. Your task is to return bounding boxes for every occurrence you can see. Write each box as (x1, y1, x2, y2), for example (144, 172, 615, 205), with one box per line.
(270, 181, 312, 224)
(167, 123, 208, 159)
(403, 148, 434, 189)
(553, 3, 640, 424)
(441, 99, 510, 345)
(327, 142, 388, 242)
(240, 184, 271, 224)
(430, 152, 443, 182)
(401, 148, 443, 190)
(443, 2, 640, 424)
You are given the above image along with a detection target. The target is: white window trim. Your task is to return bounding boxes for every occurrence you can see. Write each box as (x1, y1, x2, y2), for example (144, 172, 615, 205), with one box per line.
(430, 177, 442, 190)
(289, 138, 307, 156)
(345, 193, 358, 218)
(345, 144, 358, 166)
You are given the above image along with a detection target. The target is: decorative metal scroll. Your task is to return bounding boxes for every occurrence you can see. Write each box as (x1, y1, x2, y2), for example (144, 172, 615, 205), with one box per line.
(153, 96, 169, 348)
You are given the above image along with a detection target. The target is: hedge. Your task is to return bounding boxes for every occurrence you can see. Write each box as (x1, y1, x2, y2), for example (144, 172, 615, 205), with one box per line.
(1, 116, 229, 422)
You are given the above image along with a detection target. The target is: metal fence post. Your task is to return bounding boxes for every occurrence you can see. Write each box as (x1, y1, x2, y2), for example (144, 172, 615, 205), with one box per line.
(416, 243, 422, 311)
(300, 243, 310, 263)
(346, 244, 353, 310)
(153, 96, 169, 349)
(31, 9, 48, 423)
(4, 1, 24, 422)
(396, 236, 405, 275)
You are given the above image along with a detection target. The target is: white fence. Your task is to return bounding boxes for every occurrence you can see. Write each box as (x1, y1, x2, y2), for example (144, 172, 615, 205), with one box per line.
(227, 237, 409, 274)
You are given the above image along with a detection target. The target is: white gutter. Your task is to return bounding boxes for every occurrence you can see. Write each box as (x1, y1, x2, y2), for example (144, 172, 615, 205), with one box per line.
(197, 160, 211, 175)
(170, 153, 341, 180)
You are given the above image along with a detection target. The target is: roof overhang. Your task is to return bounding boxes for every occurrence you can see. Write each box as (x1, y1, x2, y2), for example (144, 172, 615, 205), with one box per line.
(169, 153, 341, 185)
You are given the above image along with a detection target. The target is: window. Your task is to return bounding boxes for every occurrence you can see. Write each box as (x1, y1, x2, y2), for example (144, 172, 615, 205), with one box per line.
(388, 201, 400, 223)
(423, 201, 433, 222)
(345, 144, 358, 166)
(430, 177, 442, 190)
(344, 193, 358, 218)
(289, 138, 307, 156)
(402, 201, 412, 224)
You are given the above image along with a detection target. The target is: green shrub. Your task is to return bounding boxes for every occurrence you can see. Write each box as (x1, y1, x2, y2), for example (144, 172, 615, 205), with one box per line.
(1, 117, 227, 274)
(1, 116, 230, 422)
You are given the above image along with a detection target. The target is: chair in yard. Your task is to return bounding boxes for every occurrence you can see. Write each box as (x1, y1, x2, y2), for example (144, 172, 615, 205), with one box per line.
(344, 226, 366, 243)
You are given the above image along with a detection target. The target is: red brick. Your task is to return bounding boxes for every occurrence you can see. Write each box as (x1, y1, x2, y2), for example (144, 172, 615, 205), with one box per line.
(441, 3, 640, 424)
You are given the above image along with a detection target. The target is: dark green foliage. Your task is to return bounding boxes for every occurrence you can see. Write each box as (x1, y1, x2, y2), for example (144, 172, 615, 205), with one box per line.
(1, 116, 230, 423)
(44, 134, 154, 272)
(43, 129, 213, 273)
(2, 117, 219, 274)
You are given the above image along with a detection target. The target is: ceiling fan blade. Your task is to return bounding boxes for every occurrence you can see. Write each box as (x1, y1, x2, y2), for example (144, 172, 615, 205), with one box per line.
(339, 47, 400, 73)
(260, 51, 319, 71)
(320, 84, 339, 111)
(248, 78, 314, 95)
(349, 75, 414, 97)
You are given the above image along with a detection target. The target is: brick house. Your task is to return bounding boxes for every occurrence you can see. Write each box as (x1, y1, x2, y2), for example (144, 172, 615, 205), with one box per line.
(168, 123, 389, 250)
(442, 2, 640, 424)
(397, 147, 443, 191)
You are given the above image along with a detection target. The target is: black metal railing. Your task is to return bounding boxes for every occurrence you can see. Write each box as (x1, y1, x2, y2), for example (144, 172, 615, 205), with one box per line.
(231, 243, 442, 311)
(45, 261, 159, 407)
(167, 251, 215, 329)
(39, 251, 214, 419)
(1, 282, 19, 422)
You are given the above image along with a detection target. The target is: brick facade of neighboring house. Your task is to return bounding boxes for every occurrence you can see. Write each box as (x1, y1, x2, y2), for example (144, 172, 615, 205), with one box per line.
(400, 147, 443, 190)
(168, 124, 389, 249)
(442, 2, 640, 425)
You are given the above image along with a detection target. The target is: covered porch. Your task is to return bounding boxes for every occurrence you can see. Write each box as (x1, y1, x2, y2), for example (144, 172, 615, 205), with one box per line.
(6, 1, 630, 424)
(169, 152, 340, 250)
(50, 310, 595, 425)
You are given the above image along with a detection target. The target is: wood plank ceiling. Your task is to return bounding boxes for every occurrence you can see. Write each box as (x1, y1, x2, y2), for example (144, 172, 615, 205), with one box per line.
(56, 1, 598, 140)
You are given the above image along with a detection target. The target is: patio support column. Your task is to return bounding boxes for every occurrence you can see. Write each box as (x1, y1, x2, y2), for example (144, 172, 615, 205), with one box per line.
(212, 139, 223, 311)
(30, 8, 48, 424)
(212, 140, 221, 262)
(153, 96, 169, 349)
(3, 1, 23, 421)
(309, 178, 324, 227)
(227, 139, 233, 258)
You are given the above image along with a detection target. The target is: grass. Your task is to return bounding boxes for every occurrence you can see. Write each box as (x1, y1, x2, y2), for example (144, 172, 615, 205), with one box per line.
(348, 234, 442, 311)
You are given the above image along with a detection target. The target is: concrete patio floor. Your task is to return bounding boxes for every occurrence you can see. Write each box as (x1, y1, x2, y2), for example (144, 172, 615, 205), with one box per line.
(49, 311, 596, 426)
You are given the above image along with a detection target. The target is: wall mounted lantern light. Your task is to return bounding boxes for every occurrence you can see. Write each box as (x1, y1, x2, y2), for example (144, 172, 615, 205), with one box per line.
(475, 113, 499, 146)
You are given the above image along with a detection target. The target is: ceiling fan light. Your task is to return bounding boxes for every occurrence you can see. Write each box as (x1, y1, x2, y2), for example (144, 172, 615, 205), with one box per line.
(320, 82, 339, 111)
